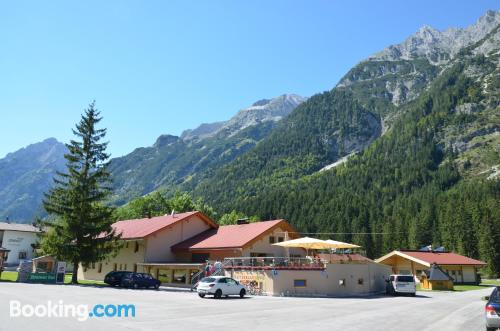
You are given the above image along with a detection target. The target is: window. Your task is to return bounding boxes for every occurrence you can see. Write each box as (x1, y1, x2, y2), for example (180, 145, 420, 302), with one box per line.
(157, 270, 171, 283)
(134, 242, 139, 253)
(18, 251, 27, 259)
(339, 279, 346, 286)
(124, 264, 127, 271)
(358, 278, 364, 285)
(269, 236, 275, 244)
(218, 278, 228, 283)
(91, 262, 95, 269)
(173, 269, 187, 283)
(113, 263, 117, 271)
(294, 279, 307, 287)
(278, 237, 284, 243)
(98, 263, 102, 273)
(226, 278, 237, 285)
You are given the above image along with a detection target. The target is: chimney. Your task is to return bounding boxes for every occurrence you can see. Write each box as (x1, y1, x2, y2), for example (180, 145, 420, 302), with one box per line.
(236, 218, 249, 225)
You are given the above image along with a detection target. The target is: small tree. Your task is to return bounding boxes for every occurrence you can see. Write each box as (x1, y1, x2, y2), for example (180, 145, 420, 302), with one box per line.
(41, 102, 119, 284)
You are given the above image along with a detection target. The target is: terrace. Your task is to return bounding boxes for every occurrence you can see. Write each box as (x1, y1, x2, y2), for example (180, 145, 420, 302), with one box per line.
(222, 257, 326, 270)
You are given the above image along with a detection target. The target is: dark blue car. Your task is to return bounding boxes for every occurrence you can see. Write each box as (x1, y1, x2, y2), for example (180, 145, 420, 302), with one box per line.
(120, 272, 161, 289)
(486, 286, 500, 331)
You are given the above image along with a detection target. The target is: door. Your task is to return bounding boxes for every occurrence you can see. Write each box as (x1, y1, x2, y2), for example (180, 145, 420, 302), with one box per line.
(226, 278, 239, 295)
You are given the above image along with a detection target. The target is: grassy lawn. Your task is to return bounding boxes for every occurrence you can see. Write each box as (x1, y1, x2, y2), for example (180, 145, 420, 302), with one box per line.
(63, 273, 106, 286)
(417, 281, 499, 292)
(481, 279, 500, 286)
(1, 271, 106, 286)
(0, 271, 19, 282)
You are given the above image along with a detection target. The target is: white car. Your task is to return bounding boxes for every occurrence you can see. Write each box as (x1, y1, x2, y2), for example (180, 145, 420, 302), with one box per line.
(197, 276, 246, 299)
(386, 274, 416, 296)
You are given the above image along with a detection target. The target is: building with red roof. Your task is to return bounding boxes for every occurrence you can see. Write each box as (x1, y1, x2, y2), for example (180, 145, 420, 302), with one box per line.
(79, 211, 303, 286)
(375, 249, 486, 284)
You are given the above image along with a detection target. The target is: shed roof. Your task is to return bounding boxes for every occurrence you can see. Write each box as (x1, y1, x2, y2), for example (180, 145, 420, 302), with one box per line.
(375, 250, 487, 267)
(0, 222, 41, 233)
(171, 220, 296, 251)
(110, 211, 217, 240)
(425, 263, 454, 281)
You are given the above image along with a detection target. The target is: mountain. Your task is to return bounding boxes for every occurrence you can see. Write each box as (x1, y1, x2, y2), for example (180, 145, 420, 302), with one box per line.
(0, 138, 67, 223)
(180, 94, 306, 141)
(189, 11, 500, 273)
(108, 94, 305, 204)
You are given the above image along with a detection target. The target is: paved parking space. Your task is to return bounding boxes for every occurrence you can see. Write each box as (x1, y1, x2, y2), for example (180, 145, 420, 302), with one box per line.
(0, 282, 493, 331)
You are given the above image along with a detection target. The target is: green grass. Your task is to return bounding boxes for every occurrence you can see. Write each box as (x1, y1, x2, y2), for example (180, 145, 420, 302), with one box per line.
(417, 281, 498, 292)
(63, 273, 106, 285)
(1, 271, 106, 286)
(0, 271, 18, 282)
(481, 279, 500, 286)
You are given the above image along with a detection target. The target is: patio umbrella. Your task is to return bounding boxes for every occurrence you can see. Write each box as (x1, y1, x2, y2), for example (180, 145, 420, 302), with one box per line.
(273, 237, 341, 256)
(324, 239, 361, 249)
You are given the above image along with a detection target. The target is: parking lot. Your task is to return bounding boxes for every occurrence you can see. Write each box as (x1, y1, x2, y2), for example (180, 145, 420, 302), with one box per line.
(0, 282, 493, 331)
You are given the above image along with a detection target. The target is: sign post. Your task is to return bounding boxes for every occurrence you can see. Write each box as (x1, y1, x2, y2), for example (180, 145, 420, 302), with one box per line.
(56, 261, 66, 284)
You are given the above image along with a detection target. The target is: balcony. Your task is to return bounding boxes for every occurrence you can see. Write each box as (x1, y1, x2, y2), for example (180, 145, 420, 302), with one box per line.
(223, 257, 326, 270)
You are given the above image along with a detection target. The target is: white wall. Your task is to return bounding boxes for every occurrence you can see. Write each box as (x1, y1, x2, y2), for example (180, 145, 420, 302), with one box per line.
(1, 230, 38, 265)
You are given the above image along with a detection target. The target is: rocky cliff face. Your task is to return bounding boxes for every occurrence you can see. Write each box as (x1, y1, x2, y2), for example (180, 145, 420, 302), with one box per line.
(0, 138, 67, 222)
(180, 94, 306, 141)
(370, 10, 500, 63)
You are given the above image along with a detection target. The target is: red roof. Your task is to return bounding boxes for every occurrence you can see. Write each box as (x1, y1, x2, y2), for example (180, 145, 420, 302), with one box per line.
(400, 250, 486, 266)
(110, 211, 216, 240)
(171, 220, 294, 251)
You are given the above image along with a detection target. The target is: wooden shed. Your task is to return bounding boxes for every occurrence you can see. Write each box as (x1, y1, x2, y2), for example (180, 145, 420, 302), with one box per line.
(420, 263, 454, 290)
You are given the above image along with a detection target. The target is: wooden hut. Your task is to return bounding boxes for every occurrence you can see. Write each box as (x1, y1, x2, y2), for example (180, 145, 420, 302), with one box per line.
(420, 263, 454, 290)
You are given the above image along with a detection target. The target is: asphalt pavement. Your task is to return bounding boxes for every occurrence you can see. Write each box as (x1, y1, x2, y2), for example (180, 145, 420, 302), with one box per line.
(0, 282, 494, 331)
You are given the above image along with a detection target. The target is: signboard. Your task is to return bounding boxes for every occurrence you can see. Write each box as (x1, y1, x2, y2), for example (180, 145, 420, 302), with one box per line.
(26, 272, 56, 283)
(56, 262, 66, 284)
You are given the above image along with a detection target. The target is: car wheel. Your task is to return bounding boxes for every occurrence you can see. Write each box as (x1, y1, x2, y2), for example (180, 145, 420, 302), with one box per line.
(155, 284, 160, 290)
(133, 283, 139, 289)
(239, 289, 246, 298)
(214, 289, 222, 299)
(198, 293, 205, 298)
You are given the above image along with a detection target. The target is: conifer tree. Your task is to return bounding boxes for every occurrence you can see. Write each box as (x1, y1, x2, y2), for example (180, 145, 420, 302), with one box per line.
(41, 102, 119, 284)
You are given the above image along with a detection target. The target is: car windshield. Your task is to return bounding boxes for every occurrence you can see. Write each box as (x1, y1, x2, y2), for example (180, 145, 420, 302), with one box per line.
(491, 289, 500, 303)
(201, 277, 216, 283)
(397, 276, 414, 282)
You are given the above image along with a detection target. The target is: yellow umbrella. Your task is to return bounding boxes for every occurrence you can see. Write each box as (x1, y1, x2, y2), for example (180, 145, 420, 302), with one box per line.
(324, 239, 361, 249)
(273, 237, 340, 252)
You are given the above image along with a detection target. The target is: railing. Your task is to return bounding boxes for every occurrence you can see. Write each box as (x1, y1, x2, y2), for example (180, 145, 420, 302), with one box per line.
(190, 259, 233, 290)
(223, 257, 325, 269)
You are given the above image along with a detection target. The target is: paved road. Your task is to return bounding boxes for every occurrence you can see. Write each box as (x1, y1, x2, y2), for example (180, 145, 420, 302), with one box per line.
(0, 282, 493, 331)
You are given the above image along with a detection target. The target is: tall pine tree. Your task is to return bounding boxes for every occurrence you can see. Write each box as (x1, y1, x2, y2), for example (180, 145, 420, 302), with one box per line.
(41, 102, 119, 283)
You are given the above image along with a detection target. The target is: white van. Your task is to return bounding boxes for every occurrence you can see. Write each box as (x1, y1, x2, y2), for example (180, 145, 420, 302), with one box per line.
(386, 274, 416, 296)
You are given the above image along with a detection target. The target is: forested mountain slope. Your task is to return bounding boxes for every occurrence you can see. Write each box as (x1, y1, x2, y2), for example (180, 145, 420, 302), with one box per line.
(109, 94, 305, 204)
(190, 12, 500, 274)
(0, 138, 67, 222)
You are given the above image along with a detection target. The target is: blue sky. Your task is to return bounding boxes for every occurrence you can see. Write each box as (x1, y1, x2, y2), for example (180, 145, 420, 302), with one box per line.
(0, 1, 497, 158)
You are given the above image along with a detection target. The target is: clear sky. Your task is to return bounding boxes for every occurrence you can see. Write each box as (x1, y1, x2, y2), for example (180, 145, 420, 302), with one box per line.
(0, 1, 497, 158)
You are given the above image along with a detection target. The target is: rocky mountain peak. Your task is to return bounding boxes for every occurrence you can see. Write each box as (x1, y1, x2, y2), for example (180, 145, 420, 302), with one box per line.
(181, 94, 306, 141)
(370, 10, 500, 63)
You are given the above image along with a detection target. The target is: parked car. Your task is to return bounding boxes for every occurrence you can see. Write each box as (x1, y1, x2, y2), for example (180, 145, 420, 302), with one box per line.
(104, 271, 133, 286)
(386, 274, 416, 296)
(120, 272, 161, 289)
(485, 286, 500, 331)
(197, 276, 246, 299)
